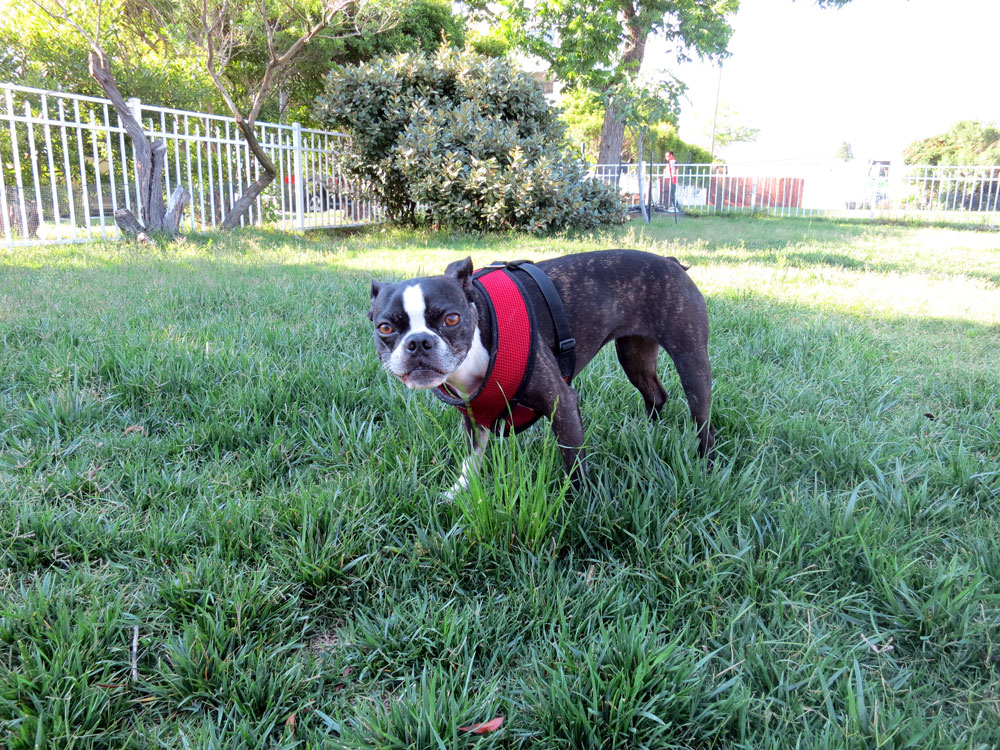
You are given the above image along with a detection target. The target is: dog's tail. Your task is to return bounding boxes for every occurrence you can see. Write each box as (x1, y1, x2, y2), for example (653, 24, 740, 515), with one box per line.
(665, 256, 691, 271)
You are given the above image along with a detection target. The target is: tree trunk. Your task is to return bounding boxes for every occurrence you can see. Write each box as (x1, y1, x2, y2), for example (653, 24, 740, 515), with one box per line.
(597, 106, 627, 165)
(88, 50, 176, 235)
(635, 132, 648, 223)
(221, 171, 276, 230)
(221, 120, 277, 230)
(596, 9, 647, 165)
(164, 187, 191, 234)
(114, 208, 154, 244)
(146, 141, 167, 230)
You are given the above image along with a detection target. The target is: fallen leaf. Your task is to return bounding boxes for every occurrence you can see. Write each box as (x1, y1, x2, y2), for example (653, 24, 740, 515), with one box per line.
(459, 716, 504, 734)
(124, 425, 145, 436)
(285, 713, 296, 734)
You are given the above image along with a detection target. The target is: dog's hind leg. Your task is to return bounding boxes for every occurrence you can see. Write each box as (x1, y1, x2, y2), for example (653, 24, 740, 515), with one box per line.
(615, 336, 669, 419)
(664, 347, 714, 460)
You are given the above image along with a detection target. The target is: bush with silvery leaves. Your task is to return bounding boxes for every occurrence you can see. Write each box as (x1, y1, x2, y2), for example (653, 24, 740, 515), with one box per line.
(315, 47, 625, 232)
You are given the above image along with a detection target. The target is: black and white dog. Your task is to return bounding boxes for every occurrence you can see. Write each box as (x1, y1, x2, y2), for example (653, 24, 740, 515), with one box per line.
(369, 249, 714, 491)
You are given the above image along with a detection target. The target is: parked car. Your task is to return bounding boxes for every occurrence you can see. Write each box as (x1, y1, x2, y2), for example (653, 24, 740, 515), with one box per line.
(306, 176, 354, 213)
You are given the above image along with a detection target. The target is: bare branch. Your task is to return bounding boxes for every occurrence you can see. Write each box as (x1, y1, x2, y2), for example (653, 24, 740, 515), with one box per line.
(29, 0, 176, 231)
(189, 0, 399, 228)
(283, 0, 311, 26)
(28, 0, 101, 53)
(199, 0, 242, 121)
(245, 0, 360, 124)
(257, 0, 278, 62)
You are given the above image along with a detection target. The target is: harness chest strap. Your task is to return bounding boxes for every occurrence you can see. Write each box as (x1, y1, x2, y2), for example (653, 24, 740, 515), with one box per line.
(435, 264, 551, 433)
(505, 259, 576, 381)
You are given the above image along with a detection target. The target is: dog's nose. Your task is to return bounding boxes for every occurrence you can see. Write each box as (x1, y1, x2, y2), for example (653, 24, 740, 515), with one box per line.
(405, 333, 435, 352)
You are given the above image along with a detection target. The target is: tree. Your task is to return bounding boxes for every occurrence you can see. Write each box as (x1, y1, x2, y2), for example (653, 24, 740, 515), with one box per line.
(903, 121, 1000, 166)
(834, 140, 854, 162)
(26, 0, 190, 239)
(611, 77, 683, 222)
(314, 47, 625, 232)
(6, 1, 463, 124)
(3, 1, 222, 112)
(222, 0, 467, 125)
(483, 0, 737, 164)
(561, 88, 710, 163)
(902, 122, 1000, 212)
(708, 103, 759, 157)
(184, 0, 398, 229)
(483, 0, 854, 164)
(10, 0, 464, 234)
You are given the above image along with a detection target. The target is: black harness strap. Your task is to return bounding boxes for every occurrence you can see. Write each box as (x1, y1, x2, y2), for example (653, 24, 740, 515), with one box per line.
(502, 260, 576, 382)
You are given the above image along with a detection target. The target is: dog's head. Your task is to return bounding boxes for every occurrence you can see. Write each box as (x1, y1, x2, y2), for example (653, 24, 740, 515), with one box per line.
(369, 257, 479, 389)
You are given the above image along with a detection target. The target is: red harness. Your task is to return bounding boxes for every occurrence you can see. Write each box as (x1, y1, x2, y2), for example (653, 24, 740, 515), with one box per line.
(435, 265, 542, 434)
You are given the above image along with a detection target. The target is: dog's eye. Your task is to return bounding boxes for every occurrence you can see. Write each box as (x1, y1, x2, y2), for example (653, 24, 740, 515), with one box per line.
(444, 313, 461, 327)
(377, 323, 394, 335)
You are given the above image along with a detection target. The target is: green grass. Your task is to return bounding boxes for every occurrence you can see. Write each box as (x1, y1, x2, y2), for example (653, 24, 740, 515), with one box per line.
(1, 215, 998, 748)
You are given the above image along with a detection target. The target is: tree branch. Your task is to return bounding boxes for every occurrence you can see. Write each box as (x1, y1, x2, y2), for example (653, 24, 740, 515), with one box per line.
(28, 0, 101, 53)
(31, 0, 176, 231)
(246, 0, 355, 124)
(193, 0, 396, 229)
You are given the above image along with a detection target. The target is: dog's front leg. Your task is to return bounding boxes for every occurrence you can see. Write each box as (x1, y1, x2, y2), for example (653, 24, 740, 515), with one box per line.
(549, 384, 588, 486)
(443, 414, 490, 500)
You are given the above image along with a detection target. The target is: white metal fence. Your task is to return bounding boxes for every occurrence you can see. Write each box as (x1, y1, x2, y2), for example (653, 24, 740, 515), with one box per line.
(4, 79, 998, 247)
(591, 162, 1000, 226)
(0, 82, 382, 247)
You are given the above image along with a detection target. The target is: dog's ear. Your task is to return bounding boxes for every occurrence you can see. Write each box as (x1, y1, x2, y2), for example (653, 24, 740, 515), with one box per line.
(444, 257, 474, 298)
(368, 280, 384, 321)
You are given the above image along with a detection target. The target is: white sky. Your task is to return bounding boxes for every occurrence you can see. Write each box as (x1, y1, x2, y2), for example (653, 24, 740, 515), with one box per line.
(649, 0, 1000, 164)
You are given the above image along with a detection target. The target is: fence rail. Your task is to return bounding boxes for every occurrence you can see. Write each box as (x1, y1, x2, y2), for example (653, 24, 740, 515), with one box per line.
(591, 162, 1000, 226)
(0, 82, 382, 247)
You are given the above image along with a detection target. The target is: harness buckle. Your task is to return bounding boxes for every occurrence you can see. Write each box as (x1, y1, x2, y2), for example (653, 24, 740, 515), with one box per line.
(558, 337, 576, 353)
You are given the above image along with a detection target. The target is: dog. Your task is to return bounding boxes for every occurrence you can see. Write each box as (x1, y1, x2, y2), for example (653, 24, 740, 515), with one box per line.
(368, 249, 714, 492)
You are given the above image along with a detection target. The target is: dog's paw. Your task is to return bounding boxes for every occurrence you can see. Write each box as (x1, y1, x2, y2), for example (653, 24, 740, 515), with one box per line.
(440, 481, 464, 503)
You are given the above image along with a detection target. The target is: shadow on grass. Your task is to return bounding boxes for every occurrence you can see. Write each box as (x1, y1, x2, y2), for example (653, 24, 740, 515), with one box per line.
(679, 247, 1000, 287)
(7, 215, 998, 285)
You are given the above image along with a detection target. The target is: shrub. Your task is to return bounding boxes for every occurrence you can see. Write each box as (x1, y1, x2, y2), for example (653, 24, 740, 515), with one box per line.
(903, 120, 1000, 166)
(314, 47, 625, 232)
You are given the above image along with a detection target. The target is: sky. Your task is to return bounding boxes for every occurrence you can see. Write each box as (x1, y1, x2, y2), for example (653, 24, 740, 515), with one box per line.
(651, 0, 1000, 165)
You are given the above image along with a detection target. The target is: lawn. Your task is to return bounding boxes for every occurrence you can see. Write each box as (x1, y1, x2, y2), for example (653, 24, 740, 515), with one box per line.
(1, 215, 998, 748)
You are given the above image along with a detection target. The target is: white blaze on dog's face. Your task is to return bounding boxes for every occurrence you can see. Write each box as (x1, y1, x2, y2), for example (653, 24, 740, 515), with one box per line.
(369, 258, 481, 390)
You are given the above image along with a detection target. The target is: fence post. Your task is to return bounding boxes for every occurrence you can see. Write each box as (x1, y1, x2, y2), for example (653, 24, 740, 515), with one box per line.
(292, 121, 305, 230)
